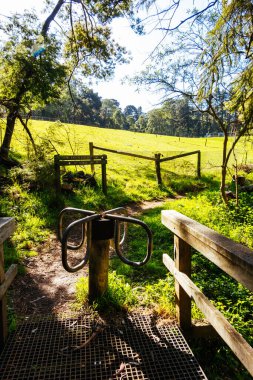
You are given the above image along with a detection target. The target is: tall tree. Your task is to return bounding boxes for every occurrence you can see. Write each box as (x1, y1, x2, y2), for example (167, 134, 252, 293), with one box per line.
(0, 0, 132, 162)
(161, 98, 195, 137)
(35, 83, 102, 125)
(133, 1, 253, 203)
(100, 98, 121, 127)
(198, 0, 253, 202)
(134, 114, 147, 132)
(124, 105, 139, 121)
(75, 85, 102, 125)
(123, 105, 139, 129)
(146, 108, 170, 135)
(0, 12, 66, 162)
(112, 108, 125, 129)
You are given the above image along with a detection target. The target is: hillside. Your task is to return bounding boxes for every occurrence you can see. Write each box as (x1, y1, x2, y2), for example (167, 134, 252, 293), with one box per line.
(8, 120, 253, 199)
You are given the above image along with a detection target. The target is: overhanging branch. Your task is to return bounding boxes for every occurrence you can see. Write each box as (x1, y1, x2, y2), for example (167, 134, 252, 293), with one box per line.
(17, 113, 37, 155)
(41, 0, 65, 37)
(158, 0, 219, 32)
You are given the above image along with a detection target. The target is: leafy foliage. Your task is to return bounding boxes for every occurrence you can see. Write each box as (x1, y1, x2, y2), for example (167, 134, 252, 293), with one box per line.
(0, 0, 133, 160)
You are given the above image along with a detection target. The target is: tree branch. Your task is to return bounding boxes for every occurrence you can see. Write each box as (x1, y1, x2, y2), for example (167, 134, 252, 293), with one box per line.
(41, 0, 65, 37)
(157, 0, 219, 32)
(17, 113, 37, 155)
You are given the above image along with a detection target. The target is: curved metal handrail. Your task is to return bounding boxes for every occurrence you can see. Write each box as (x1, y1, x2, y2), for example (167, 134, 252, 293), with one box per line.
(59, 207, 153, 271)
(61, 214, 99, 273)
(105, 213, 153, 267)
(58, 207, 95, 250)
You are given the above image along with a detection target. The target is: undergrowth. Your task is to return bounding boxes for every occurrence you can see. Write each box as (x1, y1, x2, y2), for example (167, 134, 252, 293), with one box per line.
(1, 125, 253, 379)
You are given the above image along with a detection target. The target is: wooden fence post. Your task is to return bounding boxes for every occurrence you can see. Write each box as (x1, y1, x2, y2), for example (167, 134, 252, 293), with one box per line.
(101, 155, 107, 195)
(54, 155, 61, 193)
(0, 243, 7, 352)
(0, 218, 16, 352)
(89, 142, 95, 173)
(197, 151, 201, 178)
(88, 219, 114, 304)
(174, 235, 192, 331)
(155, 153, 162, 185)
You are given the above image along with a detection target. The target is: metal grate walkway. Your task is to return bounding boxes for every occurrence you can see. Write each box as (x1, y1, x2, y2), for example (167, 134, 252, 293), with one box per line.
(0, 313, 207, 379)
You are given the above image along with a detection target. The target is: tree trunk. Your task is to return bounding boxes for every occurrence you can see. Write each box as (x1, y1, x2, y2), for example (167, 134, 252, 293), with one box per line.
(220, 133, 228, 204)
(0, 107, 18, 161)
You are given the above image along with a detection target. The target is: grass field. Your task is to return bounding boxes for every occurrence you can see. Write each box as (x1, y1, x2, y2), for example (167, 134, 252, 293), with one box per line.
(6, 119, 253, 200)
(8, 119, 253, 172)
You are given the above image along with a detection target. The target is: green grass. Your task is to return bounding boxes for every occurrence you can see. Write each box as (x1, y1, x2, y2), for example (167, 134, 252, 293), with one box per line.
(75, 271, 139, 311)
(9, 120, 253, 189)
(4, 120, 253, 207)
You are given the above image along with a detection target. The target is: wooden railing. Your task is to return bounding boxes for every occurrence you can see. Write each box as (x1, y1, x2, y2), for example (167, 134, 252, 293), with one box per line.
(0, 218, 17, 352)
(162, 210, 253, 377)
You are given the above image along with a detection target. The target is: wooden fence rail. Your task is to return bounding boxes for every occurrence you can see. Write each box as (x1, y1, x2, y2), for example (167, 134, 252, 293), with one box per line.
(89, 142, 156, 161)
(89, 142, 201, 185)
(54, 154, 107, 194)
(162, 210, 253, 377)
(160, 150, 201, 179)
(0, 218, 17, 352)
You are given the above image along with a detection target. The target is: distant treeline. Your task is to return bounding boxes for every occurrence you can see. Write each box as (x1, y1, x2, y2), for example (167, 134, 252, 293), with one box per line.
(33, 84, 232, 137)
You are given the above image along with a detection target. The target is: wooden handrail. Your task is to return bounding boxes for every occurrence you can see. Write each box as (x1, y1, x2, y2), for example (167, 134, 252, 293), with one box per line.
(0, 218, 17, 352)
(0, 218, 16, 245)
(162, 210, 253, 291)
(162, 210, 253, 377)
(0, 265, 17, 301)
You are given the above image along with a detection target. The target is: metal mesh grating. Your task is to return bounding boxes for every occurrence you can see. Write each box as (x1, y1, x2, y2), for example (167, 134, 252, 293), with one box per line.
(0, 313, 207, 379)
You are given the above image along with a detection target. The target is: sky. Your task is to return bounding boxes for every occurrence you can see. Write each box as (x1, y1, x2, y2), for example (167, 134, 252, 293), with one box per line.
(0, 0, 204, 112)
(92, 17, 164, 112)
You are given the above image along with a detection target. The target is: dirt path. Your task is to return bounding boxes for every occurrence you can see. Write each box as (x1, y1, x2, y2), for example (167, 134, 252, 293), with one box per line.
(11, 234, 86, 316)
(10, 198, 176, 317)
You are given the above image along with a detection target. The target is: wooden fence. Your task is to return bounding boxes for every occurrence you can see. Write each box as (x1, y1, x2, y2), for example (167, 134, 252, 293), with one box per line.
(0, 218, 17, 352)
(54, 154, 107, 194)
(89, 142, 201, 185)
(162, 210, 253, 377)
